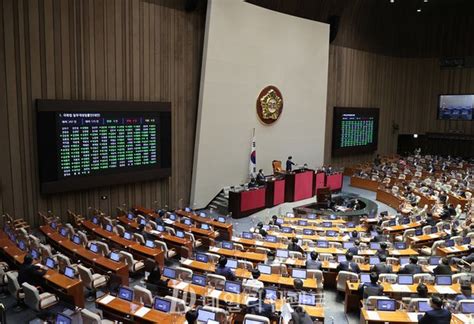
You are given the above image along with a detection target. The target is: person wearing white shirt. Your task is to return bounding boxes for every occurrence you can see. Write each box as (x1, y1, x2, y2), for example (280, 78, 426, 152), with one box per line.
(243, 269, 264, 291)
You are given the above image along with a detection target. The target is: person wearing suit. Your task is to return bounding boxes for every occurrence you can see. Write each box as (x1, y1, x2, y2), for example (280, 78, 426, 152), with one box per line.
(306, 251, 322, 270)
(418, 296, 451, 324)
(347, 240, 360, 255)
(401, 256, 423, 274)
(215, 256, 237, 281)
(268, 215, 281, 228)
(287, 237, 305, 255)
(371, 228, 387, 243)
(376, 242, 389, 258)
(371, 255, 392, 275)
(336, 252, 360, 273)
(18, 255, 46, 286)
(256, 169, 265, 184)
(247, 288, 274, 318)
(433, 257, 453, 275)
(286, 156, 295, 172)
(358, 272, 384, 299)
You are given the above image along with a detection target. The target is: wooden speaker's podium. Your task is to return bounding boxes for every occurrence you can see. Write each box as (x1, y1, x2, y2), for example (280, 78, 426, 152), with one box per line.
(316, 187, 332, 207)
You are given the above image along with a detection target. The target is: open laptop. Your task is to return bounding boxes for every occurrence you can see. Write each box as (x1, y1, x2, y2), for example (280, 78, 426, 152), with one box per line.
(175, 230, 185, 238)
(242, 232, 253, 239)
(418, 301, 433, 312)
(109, 252, 121, 262)
(201, 223, 210, 230)
(64, 266, 75, 279)
(221, 241, 234, 250)
(59, 227, 68, 237)
(196, 253, 209, 263)
(224, 281, 241, 294)
(257, 264, 271, 275)
(105, 224, 113, 232)
(399, 256, 410, 266)
(397, 274, 414, 285)
(91, 216, 99, 225)
(276, 249, 289, 259)
(226, 259, 238, 269)
(298, 220, 308, 226)
(369, 242, 380, 250)
(72, 234, 81, 245)
(145, 240, 155, 248)
(303, 229, 314, 235)
(394, 242, 407, 250)
(31, 249, 40, 260)
(45, 257, 56, 269)
(376, 299, 396, 311)
(192, 274, 207, 287)
(183, 218, 192, 226)
(337, 255, 347, 263)
(162, 267, 177, 279)
(17, 240, 26, 251)
(322, 222, 332, 228)
(281, 227, 292, 233)
(429, 256, 441, 265)
(444, 239, 455, 247)
(127, 213, 134, 220)
(123, 232, 132, 240)
(316, 241, 329, 248)
(292, 269, 307, 279)
(197, 309, 216, 324)
(265, 235, 277, 243)
(369, 256, 380, 265)
(460, 301, 474, 314)
(298, 293, 316, 306)
(435, 275, 452, 285)
(360, 273, 371, 284)
(118, 286, 134, 302)
(217, 217, 226, 223)
(343, 242, 355, 249)
(265, 288, 278, 300)
(153, 297, 171, 313)
(308, 214, 316, 219)
(89, 243, 99, 254)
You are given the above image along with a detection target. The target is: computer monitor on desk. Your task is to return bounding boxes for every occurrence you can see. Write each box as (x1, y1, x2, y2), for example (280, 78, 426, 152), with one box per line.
(376, 299, 396, 311)
(153, 297, 171, 313)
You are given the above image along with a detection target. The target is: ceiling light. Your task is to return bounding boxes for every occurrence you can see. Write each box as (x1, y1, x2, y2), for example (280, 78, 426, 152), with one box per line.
(390, 0, 395, 3)
(424, 0, 428, 2)
(417, 8, 422, 12)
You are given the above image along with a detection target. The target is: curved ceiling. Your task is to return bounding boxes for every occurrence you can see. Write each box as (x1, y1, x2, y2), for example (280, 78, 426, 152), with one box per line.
(246, 0, 474, 58)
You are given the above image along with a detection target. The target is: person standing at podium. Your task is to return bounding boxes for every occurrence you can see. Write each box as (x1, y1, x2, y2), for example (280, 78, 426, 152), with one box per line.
(286, 156, 295, 172)
(256, 169, 265, 184)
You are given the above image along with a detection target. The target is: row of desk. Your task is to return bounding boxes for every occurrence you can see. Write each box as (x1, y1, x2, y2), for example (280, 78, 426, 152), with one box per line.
(229, 171, 343, 218)
(0, 230, 85, 308)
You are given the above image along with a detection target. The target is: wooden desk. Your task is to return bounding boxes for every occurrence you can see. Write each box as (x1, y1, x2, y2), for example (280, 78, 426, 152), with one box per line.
(81, 220, 164, 268)
(360, 309, 419, 323)
(179, 259, 318, 289)
(96, 294, 185, 324)
(209, 247, 266, 263)
(117, 216, 193, 257)
(437, 244, 471, 257)
(176, 209, 233, 239)
(448, 194, 469, 209)
(284, 170, 315, 202)
(384, 222, 422, 234)
(407, 233, 444, 247)
(0, 231, 85, 307)
(350, 177, 379, 192)
(229, 187, 267, 218)
(376, 189, 403, 210)
(167, 279, 325, 320)
(40, 225, 129, 285)
(283, 217, 347, 225)
(266, 231, 371, 244)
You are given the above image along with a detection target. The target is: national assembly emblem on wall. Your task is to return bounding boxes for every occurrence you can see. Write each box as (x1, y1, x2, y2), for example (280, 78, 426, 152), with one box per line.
(256, 85, 283, 125)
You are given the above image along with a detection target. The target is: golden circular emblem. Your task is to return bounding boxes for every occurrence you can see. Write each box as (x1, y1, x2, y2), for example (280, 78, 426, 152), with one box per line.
(256, 85, 283, 125)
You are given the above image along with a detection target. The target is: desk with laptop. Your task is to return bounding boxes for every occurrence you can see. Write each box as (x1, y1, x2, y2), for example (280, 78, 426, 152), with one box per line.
(40, 223, 129, 285)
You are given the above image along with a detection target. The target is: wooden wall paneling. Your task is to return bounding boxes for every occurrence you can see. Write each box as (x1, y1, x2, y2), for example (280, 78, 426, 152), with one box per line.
(0, 0, 206, 225)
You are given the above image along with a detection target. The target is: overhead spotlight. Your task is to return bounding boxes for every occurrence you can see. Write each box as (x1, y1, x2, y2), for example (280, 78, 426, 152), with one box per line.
(413, 134, 419, 139)
(424, 0, 428, 2)
(417, 8, 422, 12)
(390, 0, 395, 3)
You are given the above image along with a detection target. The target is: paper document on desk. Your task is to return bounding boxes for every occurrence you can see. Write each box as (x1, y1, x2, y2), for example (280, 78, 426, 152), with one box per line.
(164, 219, 174, 225)
(233, 237, 241, 242)
(175, 282, 189, 290)
(209, 290, 222, 299)
(365, 311, 380, 321)
(134, 306, 151, 317)
(435, 286, 455, 294)
(181, 259, 193, 266)
(391, 284, 411, 292)
(407, 313, 420, 322)
(99, 295, 115, 305)
(210, 247, 219, 252)
(255, 241, 263, 246)
(286, 258, 295, 265)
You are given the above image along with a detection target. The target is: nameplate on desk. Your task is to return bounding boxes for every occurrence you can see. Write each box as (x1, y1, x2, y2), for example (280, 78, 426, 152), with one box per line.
(210, 247, 219, 252)
(99, 295, 116, 305)
(134, 306, 151, 317)
(296, 235, 303, 239)
(175, 282, 189, 290)
(429, 234, 438, 238)
(391, 284, 411, 292)
(365, 311, 380, 321)
(164, 219, 174, 225)
(209, 290, 221, 299)
(435, 286, 455, 294)
(233, 237, 241, 242)
(401, 225, 409, 229)
(255, 241, 263, 246)
(182, 259, 193, 266)
(286, 259, 295, 265)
